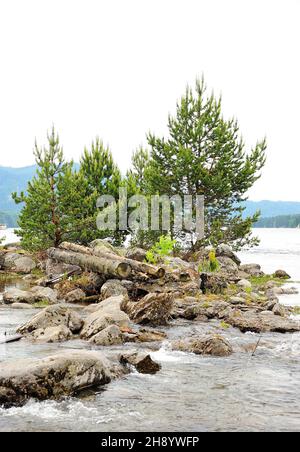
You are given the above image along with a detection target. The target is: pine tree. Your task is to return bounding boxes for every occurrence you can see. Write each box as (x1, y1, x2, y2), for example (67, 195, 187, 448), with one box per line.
(79, 138, 125, 245)
(12, 127, 88, 250)
(145, 77, 267, 250)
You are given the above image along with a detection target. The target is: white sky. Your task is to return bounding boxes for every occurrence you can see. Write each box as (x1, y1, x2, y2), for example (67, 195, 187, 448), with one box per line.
(0, 0, 299, 201)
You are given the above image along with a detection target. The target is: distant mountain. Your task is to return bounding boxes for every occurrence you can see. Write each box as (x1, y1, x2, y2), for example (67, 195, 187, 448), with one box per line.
(243, 201, 300, 218)
(254, 214, 300, 228)
(0, 164, 79, 227)
(0, 165, 37, 213)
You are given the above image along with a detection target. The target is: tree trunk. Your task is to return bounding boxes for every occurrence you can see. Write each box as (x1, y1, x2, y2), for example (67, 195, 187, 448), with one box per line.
(59, 242, 165, 279)
(47, 248, 132, 279)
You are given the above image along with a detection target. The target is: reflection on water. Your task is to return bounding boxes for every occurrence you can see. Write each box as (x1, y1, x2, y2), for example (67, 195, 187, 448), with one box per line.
(0, 228, 300, 432)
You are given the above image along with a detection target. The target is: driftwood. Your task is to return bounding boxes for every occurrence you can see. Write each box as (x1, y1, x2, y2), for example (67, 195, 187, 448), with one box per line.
(59, 242, 165, 279)
(47, 248, 132, 279)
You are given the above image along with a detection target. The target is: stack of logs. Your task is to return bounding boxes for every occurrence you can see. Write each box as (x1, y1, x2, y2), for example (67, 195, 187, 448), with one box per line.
(46, 242, 200, 298)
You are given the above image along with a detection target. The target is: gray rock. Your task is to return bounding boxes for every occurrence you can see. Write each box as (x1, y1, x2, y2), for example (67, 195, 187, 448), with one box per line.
(183, 301, 230, 320)
(3, 288, 35, 305)
(272, 303, 287, 317)
(230, 296, 245, 305)
(81, 295, 130, 340)
(172, 335, 233, 357)
(101, 280, 128, 299)
(125, 247, 147, 262)
(216, 244, 241, 266)
(225, 309, 300, 334)
(272, 286, 298, 295)
(0, 350, 111, 407)
(217, 256, 239, 274)
(237, 279, 252, 290)
(122, 292, 174, 326)
(240, 263, 264, 277)
(274, 269, 291, 279)
(3, 286, 58, 305)
(65, 288, 86, 303)
(1, 253, 21, 270)
(120, 352, 161, 374)
(17, 305, 83, 335)
(30, 286, 58, 304)
(30, 325, 72, 343)
(89, 325, 124, 346)
(13, 257, 36, 274)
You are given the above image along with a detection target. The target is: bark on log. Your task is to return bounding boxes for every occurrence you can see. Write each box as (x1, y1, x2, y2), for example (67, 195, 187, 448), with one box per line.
(47, 248, 132, 279)
(59, 242, 165, 279)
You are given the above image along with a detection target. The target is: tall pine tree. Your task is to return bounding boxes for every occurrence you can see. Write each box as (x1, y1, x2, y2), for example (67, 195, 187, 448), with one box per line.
(13, 127, 88, 250)
(145, 77, 267, 250)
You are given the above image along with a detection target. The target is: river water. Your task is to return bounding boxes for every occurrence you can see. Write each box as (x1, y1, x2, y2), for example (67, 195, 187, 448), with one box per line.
(0, 228, 300, 432)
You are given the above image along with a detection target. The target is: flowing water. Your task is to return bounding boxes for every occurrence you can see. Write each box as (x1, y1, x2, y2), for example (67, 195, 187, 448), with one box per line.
(0, 228, 300, 432)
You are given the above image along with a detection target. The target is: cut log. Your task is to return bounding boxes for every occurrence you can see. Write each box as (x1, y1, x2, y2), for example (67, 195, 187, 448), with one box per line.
(47, 248, 132, 279)
(59, 242, 165, 279)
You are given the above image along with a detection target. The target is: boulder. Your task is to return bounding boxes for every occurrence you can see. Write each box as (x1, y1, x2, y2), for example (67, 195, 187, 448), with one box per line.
(65, 288, 86, 303)
(225, 309, 300, 334)
(3, 286, 58, 305)
(122, 293, 174, 326)
(274, 269, 291, 279)
(272, 286, 298, 295)
(89, 325, 124, 346)
(217, 256, 239, 274)
(0, 350, 111, 407)
(240, 264, 264, 277)
(120, 352, 161, 374)
(81, 295, 130, 340)
(13, 257, 36, 274)
(183, 301, 230, 321)
(125, 248, 147, 262)
(237, 279, 252, 290)
(30, 286, 58, 304)
(3, 288, 35, 305)
(30, 325, 72, 343)
(272, 303, 287, 317)
(216, 244, 241, 266)
(172, 335, 233, 357)
(100, 280, 128, 299)
(17, 305, 83, 335)
(230, 296, 246, 305)
(1, 253, 21, 270)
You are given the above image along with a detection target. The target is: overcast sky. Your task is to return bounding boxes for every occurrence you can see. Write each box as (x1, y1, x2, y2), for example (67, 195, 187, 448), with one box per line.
(0, 0, 299, 201)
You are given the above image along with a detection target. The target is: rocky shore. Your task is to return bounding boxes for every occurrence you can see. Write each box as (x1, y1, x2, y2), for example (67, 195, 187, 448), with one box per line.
(0, 241, 299, 408)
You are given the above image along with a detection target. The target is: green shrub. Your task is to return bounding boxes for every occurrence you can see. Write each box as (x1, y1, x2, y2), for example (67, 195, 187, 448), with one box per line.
(145, 234, 177, 264)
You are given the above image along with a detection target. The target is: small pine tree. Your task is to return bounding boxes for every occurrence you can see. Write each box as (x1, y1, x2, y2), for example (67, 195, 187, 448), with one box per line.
(79, 138, 125, 245)
(12, 127, 86, 250)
